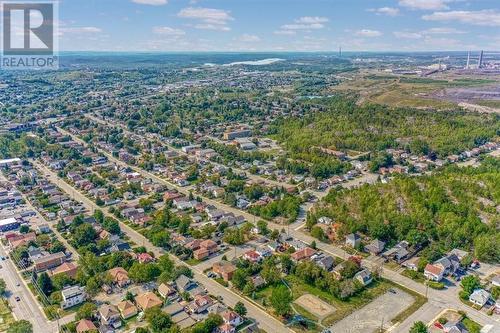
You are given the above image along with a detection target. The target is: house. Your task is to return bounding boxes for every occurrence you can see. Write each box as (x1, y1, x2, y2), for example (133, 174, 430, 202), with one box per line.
(158, 283, 176, 299)
(175, 274, 198, 293)
(193, 248, 210, 260)
(137, 252, 154, 263)
(434, 254, 461, 276)
(8, 232, 36, 249)
(354, 269, 373, 286)
(48, 262, 78, 279)
(99, 304, 121, 326)
(402, 257, 420, 271)
(76, 319, 97, 333)
(33, 252, 66, 272)
(222, 310, 243, 327)
(381, 241, 410, 263)
(469, 289, 490, 308)
(218, 323, 235, 333)
(108, 267, 130, 287)
(117, 300, 138, 320)
(250, 275, 266, 289)
(491, 274, 500, 288)
(243, 250, 262, 263)
(255, 246, 272, 258)
(291, 247, 316, 262)
(212, 261, 237, 281)
(424, 264, 444, 282)
(61, 285, 85, 309)
(345, 233, 361, 248)
(442, 320, 469, 333)
(187, 294, 213, 314)
(315, 255, 335, 271)
(364, 239, 385, 255)
(135, 292, 163, 311)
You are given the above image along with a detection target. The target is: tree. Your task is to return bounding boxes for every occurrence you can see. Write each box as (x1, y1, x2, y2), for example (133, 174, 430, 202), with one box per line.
(256, 220, 269, 235)
(234, 301, 247, 317)
(270, 285, 292, 317)
(7, 320, 32, 333)
(51, 273, 73, 290)
(409, 321, 428, 333)
(93, 210, 104, 224)
(474, 233, 500, 264)
(0, 278, 6, 295)
(73, 223, 97, 248)
(145, 307, 173, 333)
(37, 272, 53, 295)
(461, 275, 481, 296)
(76, 302, 97, 320)
(103, 217, 120, 234)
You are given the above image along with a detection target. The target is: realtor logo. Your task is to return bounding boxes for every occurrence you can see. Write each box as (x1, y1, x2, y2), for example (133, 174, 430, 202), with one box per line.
(1, 1, 58, 69)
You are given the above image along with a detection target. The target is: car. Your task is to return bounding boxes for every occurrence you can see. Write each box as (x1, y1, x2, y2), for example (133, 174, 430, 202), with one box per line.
(15, 296, 20, 302)
(16, 282, 20, 287)
(389, 289, 397, 294)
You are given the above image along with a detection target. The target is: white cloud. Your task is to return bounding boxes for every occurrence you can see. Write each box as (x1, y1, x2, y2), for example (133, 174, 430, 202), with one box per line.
(354, 29, 382, 37)
(423, 27, 466, 34)
(393, 31, 423, 39)
(422, 10, 500, 26)
(152, 26, 185, 35)
(60, 26, 102, 34)
(399, 0, 452, 10)
(178, 7, 233, 27)
(295, 16, 329, 24)
(194, 24, 230, 31)
(281, 23, 325, 30)
(131, 0, 168, 5)
(237, 34, 260, 42)
(369, 7, 400, 16)
(273, 30, 296, 35)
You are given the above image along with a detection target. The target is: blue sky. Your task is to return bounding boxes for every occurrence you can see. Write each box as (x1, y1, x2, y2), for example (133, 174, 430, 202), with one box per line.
(56, 0, 500, 51)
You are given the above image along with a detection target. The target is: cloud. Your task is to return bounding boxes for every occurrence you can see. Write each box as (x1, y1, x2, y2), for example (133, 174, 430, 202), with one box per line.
(152, 26, 185, 35)
(131, 0, 168, 5)
(237, 34, 260, 42)
(274, 30, 296, 35)
(279, 16, 328, 31)
(354, 29, 382, 37)
(368, 7, 400, 16)
(399, 0, 452, 10)
(393, 31, 423, 39)
(295, 16, 329, 24)
(60, 26, 102, 34)
(423, 27, 466, 34)
(422, 10, 500, 26)
(178, 7, 233, 31)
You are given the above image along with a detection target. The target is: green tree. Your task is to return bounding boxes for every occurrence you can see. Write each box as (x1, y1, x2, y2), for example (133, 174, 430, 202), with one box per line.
(461, 275, 481, 296)
(37, 272, 53, 295)
(76, 302, 97, 320)
(234, 301, 247, 317)
(7, 320, 32, 333)
(73, 223, 97, 248)
(145, 307, 173, 333)
(270, 285, 292, 317)
(0, 278, 6, 295)
(409, 321, 428, 333)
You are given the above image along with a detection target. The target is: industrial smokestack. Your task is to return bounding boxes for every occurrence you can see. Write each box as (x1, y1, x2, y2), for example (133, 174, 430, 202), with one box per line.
(478, 50, 484, 68)
(466, 51, 470, 69)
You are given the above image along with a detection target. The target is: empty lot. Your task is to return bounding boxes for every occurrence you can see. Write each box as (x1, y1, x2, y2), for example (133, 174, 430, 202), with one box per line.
(328, 288, 414, 333)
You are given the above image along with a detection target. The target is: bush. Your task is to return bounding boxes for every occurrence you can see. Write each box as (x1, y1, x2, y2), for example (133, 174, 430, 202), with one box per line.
(427, 281, 445, 290)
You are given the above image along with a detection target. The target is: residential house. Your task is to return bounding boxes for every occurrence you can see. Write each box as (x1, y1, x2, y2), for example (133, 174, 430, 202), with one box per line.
(175, 274, 197, 293)
(222, 310, 243, 327)
(76, 319, 97, 333)
(434, 254, 461, 276)
(158, 283, 176, 299)
(402, 257, 420, 271)
(424, 264, 444, 282)
(48, 262, 78, 279)
(381, 241, 410, 263)
(315, 255, 335, 271)
(345, 233, 361, 248)
(364, 239, 385, 255)
(117, 300, 138, 320)
(212, 261, 237, 282)
(99, 304, 121, 327)
(218, 323, 235, 333)
(354, 269, 373, 286)
(108, 267, 130, 287)
(61, 285, 85, 309)
(137, 252, 154, 264)
(243, 250, 262, 263)
(135, 292, 163, 311)
(469, 289, 490, 308)
(291, 247, 316, 262)
(442, 320, 469, 333)
(187, 294, 213, 314)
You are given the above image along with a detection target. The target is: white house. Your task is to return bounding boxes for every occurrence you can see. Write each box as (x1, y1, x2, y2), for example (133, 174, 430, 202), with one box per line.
(469, 289, 490, 308)
(61, 285, 85, 309)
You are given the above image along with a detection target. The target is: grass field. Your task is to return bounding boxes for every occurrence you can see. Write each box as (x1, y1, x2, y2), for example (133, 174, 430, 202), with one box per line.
(0, 298, 15, 332)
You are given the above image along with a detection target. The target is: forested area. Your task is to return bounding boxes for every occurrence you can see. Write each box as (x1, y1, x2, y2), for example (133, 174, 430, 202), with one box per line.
(309, 157, 500, 263)
(269, 97, 500, 158)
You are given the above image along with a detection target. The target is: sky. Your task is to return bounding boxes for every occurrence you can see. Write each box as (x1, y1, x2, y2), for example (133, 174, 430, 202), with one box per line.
(53, 0, 500, 52)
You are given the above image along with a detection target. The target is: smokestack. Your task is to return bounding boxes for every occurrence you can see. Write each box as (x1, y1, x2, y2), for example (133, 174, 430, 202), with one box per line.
(478, 50, 484, 68)
(339, 46, 342, 57)
(466, 51, 470, 69)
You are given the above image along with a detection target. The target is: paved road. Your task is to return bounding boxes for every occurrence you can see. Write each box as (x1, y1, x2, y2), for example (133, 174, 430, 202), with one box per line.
(33, 161, 294, 333)
(56, 126, 500, 332)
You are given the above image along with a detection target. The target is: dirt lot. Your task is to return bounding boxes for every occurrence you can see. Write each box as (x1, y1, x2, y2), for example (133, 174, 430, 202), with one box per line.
(328, 288, 414, 333)
(294, 294, 336, 319)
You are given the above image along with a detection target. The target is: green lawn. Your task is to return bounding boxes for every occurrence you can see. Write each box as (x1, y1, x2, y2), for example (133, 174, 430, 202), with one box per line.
(462, 317, 482, 333)
(0, 298, 15, 332)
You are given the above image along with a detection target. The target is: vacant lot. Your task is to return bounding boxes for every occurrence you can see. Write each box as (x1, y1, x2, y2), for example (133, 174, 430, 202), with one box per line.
(328, 288, 414, 333)
(0, 298, 15, 331)
(294, 294, 335, 319)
